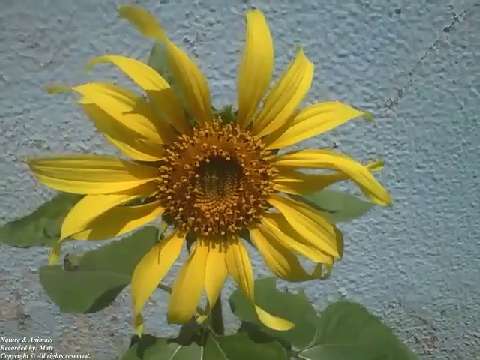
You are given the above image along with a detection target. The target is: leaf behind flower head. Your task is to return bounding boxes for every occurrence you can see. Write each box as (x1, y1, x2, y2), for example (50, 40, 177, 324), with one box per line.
(217, 105, 237, 124)
(0, 192, 80, 248)
(297, 189, 374, 223)
(148, 43, 175, 86)
(39, 227, 159, 313)
(204, 332, 287, 360)
(121, 332, 286, 360)
(121, 334, 202, 360)
(39, 265, 128, 313)
(148, 43, 188, 112)
(229, 278, 319, 349)
(300, 301, 418, 360)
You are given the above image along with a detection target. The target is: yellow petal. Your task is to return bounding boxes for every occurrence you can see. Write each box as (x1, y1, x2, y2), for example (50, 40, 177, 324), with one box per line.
(72, 200, 164, 241)
(261, 111, 299, 146)
(83, 105, 162, 161)
(225, 238, 254, 298)
(273, 170, 338, 195)
(162, 41, 212, 125)
(274, 150, 391, 205)
(118, 5, 167, 41)
(204, 241, 228, 309)
(134, 314, 145, 336)
(237, 9, 274, 128)
(61, 182, 156, 240)
(76, 82, 176, 141)
(255, 307, 294, 331)
(274, 160, 384, 195)
(250, 227, 314, 281)
(28, 155, 159, 194)
(61, 194, 132, 240)
(225, 238, 294, 331)
(118, 5, 212, 125)
(267, 101, 368, 149)
(48, 244, 62, 265)
(73, 82, 174, 160)
(131, 231, 185, 328)
(252, 49, 313, 137)
(88, 54, 169, 92)
(268, 195, 339, 257)
(87, 55, 189, 134)
(168, 241, 209, 324)
(259, 213, 335, 264)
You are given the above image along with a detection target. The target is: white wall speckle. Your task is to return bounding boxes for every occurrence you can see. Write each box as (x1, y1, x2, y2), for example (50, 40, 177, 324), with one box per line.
(1, 1, 479, 359)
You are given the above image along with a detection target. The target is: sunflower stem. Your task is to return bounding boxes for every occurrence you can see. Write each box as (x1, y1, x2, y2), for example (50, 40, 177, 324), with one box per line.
(211, 296, 224, 335)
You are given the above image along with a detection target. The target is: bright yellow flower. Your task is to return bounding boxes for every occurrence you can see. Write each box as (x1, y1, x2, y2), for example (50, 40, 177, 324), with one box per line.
(28, 5, 391, 333)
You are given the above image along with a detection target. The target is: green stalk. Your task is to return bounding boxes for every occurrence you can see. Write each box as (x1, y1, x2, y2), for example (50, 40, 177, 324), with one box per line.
(210, 295, 224, 335)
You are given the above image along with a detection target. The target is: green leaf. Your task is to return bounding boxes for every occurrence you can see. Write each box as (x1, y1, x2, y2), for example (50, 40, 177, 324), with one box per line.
(229, 278, 319, 349)
(39, 228, 158, 313)
(300, 345, 373, 360)
(148, 43, 174, 84)
(148, 42, 196, 125)
(39, 265, 128, 313)
(0, 193, 80, 247)
(148, 42, 188, 107)
(121, 335, 202, 360)
(298, 190, 374, 223)
(217, 105, 236, 124)
(204, 333, 287, 360)
(121, 332, 286, 360)
(302, 301, 418, 360)
(78, 227, 158, 276)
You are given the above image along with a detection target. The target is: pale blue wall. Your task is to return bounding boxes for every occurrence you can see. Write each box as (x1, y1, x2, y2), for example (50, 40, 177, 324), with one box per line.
(1, 1, 479, 359)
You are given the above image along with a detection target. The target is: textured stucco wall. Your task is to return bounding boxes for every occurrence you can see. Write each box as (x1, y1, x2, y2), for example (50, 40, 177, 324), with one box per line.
(1, 0, 479, 359)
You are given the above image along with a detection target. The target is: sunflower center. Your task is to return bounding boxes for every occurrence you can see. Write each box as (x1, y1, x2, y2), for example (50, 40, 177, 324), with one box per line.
(197, 157, 243, 198)
(158, 119, 276, 236)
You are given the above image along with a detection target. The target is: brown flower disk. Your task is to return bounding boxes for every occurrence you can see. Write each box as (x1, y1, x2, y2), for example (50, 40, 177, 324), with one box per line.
(158, 119, 277, 236)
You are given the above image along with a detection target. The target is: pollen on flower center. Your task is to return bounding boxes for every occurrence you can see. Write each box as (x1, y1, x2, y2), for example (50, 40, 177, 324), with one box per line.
(157, 119, 276, 236)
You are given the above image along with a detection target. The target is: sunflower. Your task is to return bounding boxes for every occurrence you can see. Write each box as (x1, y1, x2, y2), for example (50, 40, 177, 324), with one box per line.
(28, 5, 391, 333)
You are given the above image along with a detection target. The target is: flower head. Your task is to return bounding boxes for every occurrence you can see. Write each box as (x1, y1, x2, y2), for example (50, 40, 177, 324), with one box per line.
(29, 5, 390, 333)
